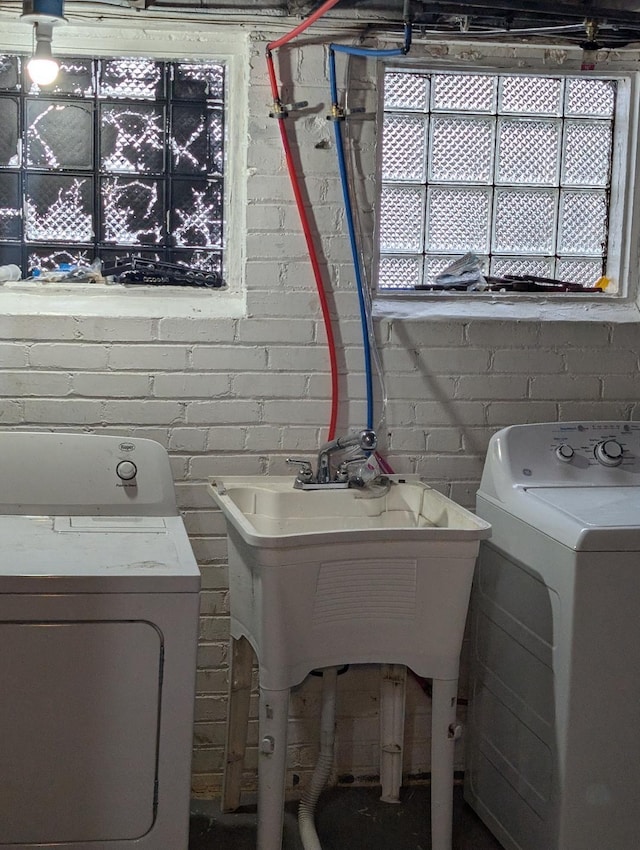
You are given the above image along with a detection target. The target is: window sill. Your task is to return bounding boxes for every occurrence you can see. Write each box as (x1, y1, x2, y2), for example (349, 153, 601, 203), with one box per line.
(372, 294, 640, 323)
(0, 281, 245, 319)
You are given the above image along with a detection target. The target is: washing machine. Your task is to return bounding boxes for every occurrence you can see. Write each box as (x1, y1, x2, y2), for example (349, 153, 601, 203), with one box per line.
(0, 431, 200, 850)
(464, 421, 640, 850)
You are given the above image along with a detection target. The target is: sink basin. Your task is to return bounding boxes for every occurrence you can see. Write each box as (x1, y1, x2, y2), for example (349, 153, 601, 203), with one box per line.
(209, 475, 489, 547)
(209, 475, 490, 688)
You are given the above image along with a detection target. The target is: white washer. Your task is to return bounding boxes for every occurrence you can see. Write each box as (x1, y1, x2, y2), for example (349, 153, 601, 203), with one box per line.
(464, 421, 640, 850)
(0, 432, 200, 850)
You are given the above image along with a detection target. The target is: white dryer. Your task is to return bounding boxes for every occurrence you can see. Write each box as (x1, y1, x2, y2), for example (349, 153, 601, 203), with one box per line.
(0, 432, 200, 850)
(464, 421, 640, 850)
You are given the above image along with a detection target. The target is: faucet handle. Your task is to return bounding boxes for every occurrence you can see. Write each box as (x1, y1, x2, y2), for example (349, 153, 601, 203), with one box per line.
(286, 457, 314, 482)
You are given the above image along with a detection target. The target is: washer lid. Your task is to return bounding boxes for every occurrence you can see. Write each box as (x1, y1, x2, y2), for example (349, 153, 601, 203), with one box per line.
(0, 515, 200, 592)
(496, 486, 640, 551)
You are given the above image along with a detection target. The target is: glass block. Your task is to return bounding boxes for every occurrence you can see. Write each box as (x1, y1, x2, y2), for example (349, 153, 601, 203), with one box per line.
(555, 257, 603, 286)
(379, 185, 425, 252)
(429, 116, 494, 183)
(170, 179, 222, 248)
(562, 120, 612, 187)
(0, 97, 20, 166)
(493, 189, 557, 254)
(99, 59, 163, 100)
(565, 78, 615, 118)
(28, 245, 92, 272)
(431, 74, 496, 113)
(490, 256, 553, 278)
(425, 254, 465, 287)
(426, 187, 491, 253)
(0, 56, 20, 91)
(173, 249, 223, 282)
(25, 175, 93, 242)
(46, 59, 94, 97)
(172, 62, 225, 101)
(381, 114, 426, 182)
(384, 72, 428, 112)
(100, 104, 165, 173)
(98, 248, 162, 269)
(378, 254, 422, 289)
(171, 105, 223, 175)
(499, 76, 562, 115)
(0, 243, 21, 268)
(101, 177, 164, 245)
(558, 190, 607, 255)
(26, 100, 93, 169)
(496, 118, 560, 185)
(0, 173, 21, 241)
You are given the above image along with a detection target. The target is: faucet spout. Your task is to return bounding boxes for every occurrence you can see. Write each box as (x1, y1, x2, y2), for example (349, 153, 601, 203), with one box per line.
(317, 429, 377, 484)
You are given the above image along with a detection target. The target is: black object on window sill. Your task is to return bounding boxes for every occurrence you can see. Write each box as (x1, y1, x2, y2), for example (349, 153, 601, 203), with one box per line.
(415, 274, 605, 293)
(103, 258, 224, 289)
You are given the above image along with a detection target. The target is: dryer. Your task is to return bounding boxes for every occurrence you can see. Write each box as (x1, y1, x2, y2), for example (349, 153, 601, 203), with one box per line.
(465, 421, 640, 850)
(0, 432, 200, 850)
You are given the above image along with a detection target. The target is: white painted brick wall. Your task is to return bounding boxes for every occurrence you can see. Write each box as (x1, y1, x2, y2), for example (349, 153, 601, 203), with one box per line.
(2, 24, 640, 804)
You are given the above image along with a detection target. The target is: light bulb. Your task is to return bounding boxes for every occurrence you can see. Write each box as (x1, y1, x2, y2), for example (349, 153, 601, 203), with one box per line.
(27, 55, 59, 86)
(26, 20, 60, 86)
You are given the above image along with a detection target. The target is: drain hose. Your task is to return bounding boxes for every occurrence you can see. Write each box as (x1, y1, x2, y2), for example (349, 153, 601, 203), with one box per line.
(298, 667, 339, 850)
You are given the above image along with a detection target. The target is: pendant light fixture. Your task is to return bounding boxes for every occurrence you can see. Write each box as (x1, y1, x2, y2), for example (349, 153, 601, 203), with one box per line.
(22, 0, 66, 86)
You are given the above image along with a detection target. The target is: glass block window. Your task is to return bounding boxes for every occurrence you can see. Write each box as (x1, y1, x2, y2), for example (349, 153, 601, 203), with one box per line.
(0, 55, 226, 285)
(378, 71, 616, 291)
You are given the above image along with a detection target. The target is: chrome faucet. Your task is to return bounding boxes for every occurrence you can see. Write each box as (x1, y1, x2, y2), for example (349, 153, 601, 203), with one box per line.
(287, 429, 377, 490)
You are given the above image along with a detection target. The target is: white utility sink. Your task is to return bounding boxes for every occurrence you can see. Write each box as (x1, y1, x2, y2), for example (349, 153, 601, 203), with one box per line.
(209, 474, 491, 850)
(210, 475, 488, 546)
(208, 474, 490, 685)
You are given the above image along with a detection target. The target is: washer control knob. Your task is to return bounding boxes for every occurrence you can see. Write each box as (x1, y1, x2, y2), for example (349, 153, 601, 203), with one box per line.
(116, 460, 138, 481)
(556, 444, 574, 463)
(594, 440, 624, 467)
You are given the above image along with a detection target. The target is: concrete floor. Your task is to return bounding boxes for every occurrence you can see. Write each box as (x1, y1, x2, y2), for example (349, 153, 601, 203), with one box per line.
(189, 784, 504, 849)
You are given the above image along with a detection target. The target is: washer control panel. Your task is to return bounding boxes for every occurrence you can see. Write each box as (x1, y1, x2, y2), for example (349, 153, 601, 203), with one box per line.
(483, 421, 640, 494)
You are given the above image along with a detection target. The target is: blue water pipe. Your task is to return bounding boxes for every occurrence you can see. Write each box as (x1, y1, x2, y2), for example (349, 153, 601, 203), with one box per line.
(328, 22, 411, 431)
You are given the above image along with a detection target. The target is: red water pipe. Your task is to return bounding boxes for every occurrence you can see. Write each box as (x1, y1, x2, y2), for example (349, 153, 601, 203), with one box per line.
(265, 0, 342, 441)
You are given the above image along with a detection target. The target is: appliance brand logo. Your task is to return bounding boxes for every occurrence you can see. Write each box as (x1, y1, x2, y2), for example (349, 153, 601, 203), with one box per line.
(119, 442, 135, 452)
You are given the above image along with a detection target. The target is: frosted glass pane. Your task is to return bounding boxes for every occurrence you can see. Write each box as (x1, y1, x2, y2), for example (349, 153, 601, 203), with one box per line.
(497, 119, 560, 184)
(0, 55, 20, 91)
(491, 256, 553, 278)
(25, 175, 93, 243)
(429, 116, 494, 183)
(26, 101, 93, 169)
(101, 177, 163, 245)
(426, 187, 491, 253)
(101, 104, 165, 173)
(493, 189, 557, 254)
(431, 74, 496, 112)
(0, 98, 19, 166)
(565, 79, 615, 118)
(380, 185, 425, 252)
(378, 255, 422, 289)
(499, 76, 562, 115)
(384, 72, 428, 111)
(562, 121, 612, 187)
(559, 190, 607, 255)
(99, 59, 162, 100)
(0, 173, 21, 240)
(170, 179, 222, 248)
(425, 254, 489, 287)
(173, 63, 224, 101)
(556, 257, 603, 285)
(382, 114, 426, 181)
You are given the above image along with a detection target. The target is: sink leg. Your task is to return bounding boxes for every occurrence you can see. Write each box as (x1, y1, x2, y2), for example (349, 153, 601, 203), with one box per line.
(257, 686, 290, 850)
(430, 678, 459, 850)
(222, 636, 255, 812)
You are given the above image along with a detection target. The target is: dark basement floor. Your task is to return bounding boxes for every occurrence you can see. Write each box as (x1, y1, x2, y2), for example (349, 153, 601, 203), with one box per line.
(189, 784, 504, 849)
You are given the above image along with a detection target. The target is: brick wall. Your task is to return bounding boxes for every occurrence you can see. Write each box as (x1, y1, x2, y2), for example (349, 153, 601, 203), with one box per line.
(1, 23, 639, 800)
